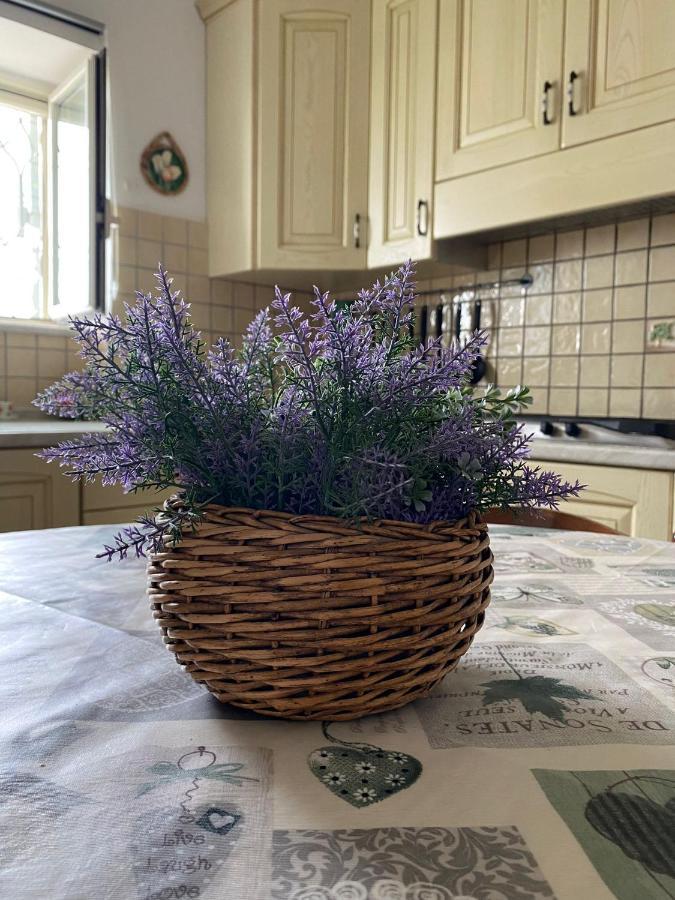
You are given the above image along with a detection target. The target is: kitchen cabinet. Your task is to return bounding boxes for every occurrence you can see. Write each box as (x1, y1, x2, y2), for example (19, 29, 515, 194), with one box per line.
(81, 480, 173, 527)
(368, 0, 437, 267)
(0, 449, 79, 532)
(562, 0, 675, 148)
(199, 0, 369, 279)
(534, 460, 674, 541)
(436, 0, 564, 180)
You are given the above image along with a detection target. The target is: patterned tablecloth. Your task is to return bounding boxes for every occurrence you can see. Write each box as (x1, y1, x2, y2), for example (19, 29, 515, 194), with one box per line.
(1, 524, 674, 900)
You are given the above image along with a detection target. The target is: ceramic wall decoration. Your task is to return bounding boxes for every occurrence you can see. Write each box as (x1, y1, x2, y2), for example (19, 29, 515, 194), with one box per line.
(140, 131, 188, 195)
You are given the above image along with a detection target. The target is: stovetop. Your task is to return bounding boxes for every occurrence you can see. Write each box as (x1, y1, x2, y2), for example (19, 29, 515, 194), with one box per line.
(520, 417, 675, 447)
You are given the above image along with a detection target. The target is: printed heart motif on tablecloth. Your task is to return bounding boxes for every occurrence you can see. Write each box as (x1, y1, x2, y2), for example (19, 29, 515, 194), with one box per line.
(196, 806, 240, 834)
(308, 724, 422, 808)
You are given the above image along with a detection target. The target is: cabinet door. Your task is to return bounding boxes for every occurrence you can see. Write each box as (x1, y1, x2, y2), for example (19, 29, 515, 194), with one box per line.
(562, 0, 675, 147)
(258, 0, 369, 271)
(436, 0, 564, 181)
(368, 0, 437, 268)
(538, 461, 673, 541)
(0, 449, 80, 532)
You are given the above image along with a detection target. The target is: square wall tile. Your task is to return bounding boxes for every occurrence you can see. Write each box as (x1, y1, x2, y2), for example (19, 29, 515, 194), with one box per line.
(616, 217, 649, 252)
(609, 388, 641, 418)
(487, 242, 501, 270)
(614, 285, 646, 320)
(523, 356, 550, 386)
(585, 224, 615, 256)
(581, 322, 611, 354)
(583, 255, 614, 290)
(163, 216, 188, 245)
(613, 320, 645, 354)
(649, 245, 675, 282)
(502, 238, 527, 267)
(499, 327, 524, 356)
(7, 376, 38, 406)
(117, 206, 138, 237)
(578, 388, 608, 416)
(137, 211, 163, 241)
(553, 292, 581, 323)
(524, 325, 551, 356)
(137, 239, 162, 270)
(6, 332, 36, 349)
(552, 324, 581, 355)
(549, 387, 577, 415)
(647, 282, 675, 318)
(550, 356, 579, 387)
(555, 229, 584, 259)
(38, 349, 67, 379)
(643, 353, 675, 388)
(118, 236, 137, 267)
(528, 234, 555, 263)
(188, 220, 209, 249)
(579, 355, 610, 387)
(651, 213, 675, 247)
(163, 243, 188, 274)
(498, 297, 525, 327)
(554, 260, 583, 292)
(582, 289, 612, 322)
(187, 275, 211, 303)
(642, 388, 675, 419)
(528, 390, 548, 414)
(610, 354, 643, 388)
(615, 249, 648, 286)
(497, 357, 522, 386)
(188, 247, 209, 276)
(7, 347, 37, 377)
(525, 294, 552, 326)
(529, 264, 553, 295)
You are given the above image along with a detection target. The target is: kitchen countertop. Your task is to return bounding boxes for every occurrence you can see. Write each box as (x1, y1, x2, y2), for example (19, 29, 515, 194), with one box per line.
(0, 418, 107, 448)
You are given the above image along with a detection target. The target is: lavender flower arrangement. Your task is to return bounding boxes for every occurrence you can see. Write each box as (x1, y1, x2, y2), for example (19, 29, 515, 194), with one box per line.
(35, 262, 581, 560)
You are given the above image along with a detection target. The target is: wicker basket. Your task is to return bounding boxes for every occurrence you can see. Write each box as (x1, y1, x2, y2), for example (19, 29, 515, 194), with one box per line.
(148, 503, 493, 720)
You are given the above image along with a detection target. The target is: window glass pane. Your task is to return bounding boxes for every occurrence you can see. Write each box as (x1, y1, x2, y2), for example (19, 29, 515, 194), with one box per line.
(53, 68, 90, 314)
(0, 102, 44, 318)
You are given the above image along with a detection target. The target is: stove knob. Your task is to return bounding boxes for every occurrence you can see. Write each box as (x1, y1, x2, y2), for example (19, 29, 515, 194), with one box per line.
(540, 420, 555, 436)
(565, 422, 581, 438)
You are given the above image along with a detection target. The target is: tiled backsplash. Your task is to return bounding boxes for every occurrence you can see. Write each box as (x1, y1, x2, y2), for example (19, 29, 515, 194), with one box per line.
(415, 213, 675, 420)
(1, 207, 673, 420)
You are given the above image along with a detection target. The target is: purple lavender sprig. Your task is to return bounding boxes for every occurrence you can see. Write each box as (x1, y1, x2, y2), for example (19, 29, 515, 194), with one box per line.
(35, 261, 582, 560)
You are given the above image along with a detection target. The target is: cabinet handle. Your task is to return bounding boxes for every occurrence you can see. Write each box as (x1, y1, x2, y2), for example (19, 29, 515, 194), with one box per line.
(353, 213, 361, 249)
(567, 70, 580, 116)
(542, 80, 554, 125)
(416, 199, 429, 237)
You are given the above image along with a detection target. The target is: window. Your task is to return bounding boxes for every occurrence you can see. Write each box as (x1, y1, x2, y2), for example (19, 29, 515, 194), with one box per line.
(0, 10, 105, 321)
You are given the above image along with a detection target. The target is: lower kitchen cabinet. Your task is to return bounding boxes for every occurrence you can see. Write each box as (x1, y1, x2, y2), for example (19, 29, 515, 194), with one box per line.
(534, 460, 674, 541)
(81, 480, 173, 526)
(0, 449, 79, 532)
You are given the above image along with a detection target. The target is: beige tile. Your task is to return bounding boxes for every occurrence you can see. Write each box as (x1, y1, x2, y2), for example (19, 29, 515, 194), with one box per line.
(529, 263, 553, 295)
(487, 242, 502, 270)
(497, 357, 522, 386)
(615, 249, 647, 286)
(189, 302, 211, 330)
(211, 304, 232, 336)
(118, 236, 137, 267)
(502, 239, 527, 267)
(188, 220, 209, 249)
(583, 255, 614, 290)
(555, 229, 584, 260)
(522, 356, 550, 386)
(498, 297, 524, 327)
(525, 294, 552, 326)
(610, 354, 643, 388)
(549, 387, 577, 415)
(116, 206, 137, 238)
(617, 217, 649, 252)
(552, 324, 581, 355)
(528, 390, 548, 414)
(117, 265, 137, 295)
(585, 224, 615, 256)
(0, 341, 5, 379)
(8, 347, 37, 377)
(499, 268, 525, 297)
(609, 388, 641, 418)
(554, 259, 582, 292)
(163, 243, 188, 274)
(188, 247, 209, 276)
(233, 307, 254, 336)
(578, 388, 608, 416)
(651, 213, 675, 247)
(614, 285, 646, 320)
(647, 282, 675, 318)
(553, 292, 581, 323)
(210, 278, 232, 305)
(137, 211, 163, 241)
(642, 388, 675, 419)
(649, 245, 675, 282)
(524, 325, 551, 356)
(6, 332, 36, 349)
(551, 356, 579, 387)
(582, 289, 612, 323)
(643, 353, 675, 388)
(0, 377, 6, 401)
(581, 322, 611, 354)
(136, 269, 156, 294)
(233, 282, 256, 311)
(579, 355, 610, 387)
(37, 335, 67, 351)
(68, 347, 84, 371)
(187, 275, 211, 304)
(613, 320, 645, 353)
(38, 349, 67, 379)
(137, 239, 162, 270)
(528, 234, 555, 264)
(163, 216, 188, 245)
(6, 376, 38, 406)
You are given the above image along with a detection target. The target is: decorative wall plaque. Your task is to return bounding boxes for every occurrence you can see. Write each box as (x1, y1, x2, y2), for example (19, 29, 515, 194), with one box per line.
(140, 131, 188, 195)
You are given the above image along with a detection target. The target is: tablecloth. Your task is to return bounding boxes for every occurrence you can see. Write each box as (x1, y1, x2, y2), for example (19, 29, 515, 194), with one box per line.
(1, 523, 674, 900)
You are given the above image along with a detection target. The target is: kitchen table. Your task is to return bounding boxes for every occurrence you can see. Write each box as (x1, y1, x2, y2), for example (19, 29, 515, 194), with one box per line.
(1, 524, 674, 900)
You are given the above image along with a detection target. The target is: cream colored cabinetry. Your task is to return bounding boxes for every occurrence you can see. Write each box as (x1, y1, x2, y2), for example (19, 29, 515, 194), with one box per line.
(200, 0, 369, 279)
(436, 0, 563, 180)
(562, 0, 675, 147)
(368, 0, 437, 267)
(535, 460, 674, 541)
(0, 449, 79, 532)
(81, 481, 173, 526)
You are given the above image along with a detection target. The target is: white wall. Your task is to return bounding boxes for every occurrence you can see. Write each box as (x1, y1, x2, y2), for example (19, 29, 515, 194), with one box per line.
(59, 0, 206, 221)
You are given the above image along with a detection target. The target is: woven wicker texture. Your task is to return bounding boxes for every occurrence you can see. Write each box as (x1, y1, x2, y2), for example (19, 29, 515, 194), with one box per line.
(148, 503, 493, 720)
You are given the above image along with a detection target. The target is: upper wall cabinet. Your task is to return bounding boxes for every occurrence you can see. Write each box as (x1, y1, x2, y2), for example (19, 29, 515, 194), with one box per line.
(368, 0, 438, 268)
(562, 0, 675, 147)
(200, 0, 369, 279)
(436, 0, 564, 180)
